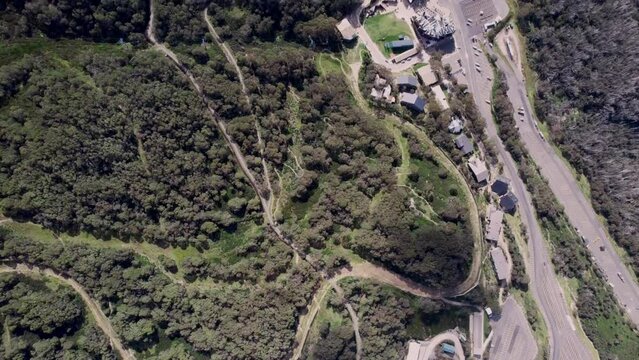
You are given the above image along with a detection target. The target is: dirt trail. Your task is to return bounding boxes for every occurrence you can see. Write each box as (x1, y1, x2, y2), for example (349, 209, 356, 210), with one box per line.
(343, 51, 483, 297)
(203, 9, 276, 217)
(148, 4, 362, 358)
(0, 264, 135, 360)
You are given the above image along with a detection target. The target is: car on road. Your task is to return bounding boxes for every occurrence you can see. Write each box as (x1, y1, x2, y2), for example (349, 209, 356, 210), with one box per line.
(618, 272, 625, 282)
(518, 107, 525, 115)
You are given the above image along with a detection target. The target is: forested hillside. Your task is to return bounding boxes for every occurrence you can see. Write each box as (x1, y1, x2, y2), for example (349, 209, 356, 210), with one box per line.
(0, 273, 116, 359)
(0, 0, 480, 357)
(518, 0, 639, 274)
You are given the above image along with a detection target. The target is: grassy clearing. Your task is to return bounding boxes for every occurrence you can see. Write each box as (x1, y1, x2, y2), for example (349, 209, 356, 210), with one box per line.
(391, 125, 411, 186)
(1, 221, 261, 278)
(315, 53, 343, 77)
(0, 38, 124, 65)
(363, 13, 413, 57)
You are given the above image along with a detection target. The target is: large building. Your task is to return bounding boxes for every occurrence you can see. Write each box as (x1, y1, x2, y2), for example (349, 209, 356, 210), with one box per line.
(336, 18, 357, 41)
(385, 37, 414, 53)
(485, 205, 504, 242)
(417, 65, 438, 86)
(412, 8, 455, 40)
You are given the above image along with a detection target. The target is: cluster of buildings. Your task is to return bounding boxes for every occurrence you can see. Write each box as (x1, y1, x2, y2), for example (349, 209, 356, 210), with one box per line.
(412, 8, 456, 40)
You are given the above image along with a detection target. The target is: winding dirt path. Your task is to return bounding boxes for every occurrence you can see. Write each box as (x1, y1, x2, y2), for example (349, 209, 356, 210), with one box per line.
(0, 264, 135, 360)
(203, 9, 276, 217)
(147, 4, 363, 358)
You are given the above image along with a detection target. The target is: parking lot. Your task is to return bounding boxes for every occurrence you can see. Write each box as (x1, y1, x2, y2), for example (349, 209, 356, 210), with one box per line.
(460, 0, 498, 36)
(490, 297, 537, 360)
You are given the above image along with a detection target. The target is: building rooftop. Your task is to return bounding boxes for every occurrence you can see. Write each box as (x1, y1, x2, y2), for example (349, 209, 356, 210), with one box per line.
(336, 18, 357, 41)
(490, 247, 509, 281)
(491, 176, 511, 196)
(486, 205, 504, 242)
(500, 191, 519, 213)
(400, 92, 426, 112)
(448, 116, 463, 134)
(396, 75, 419, 88)
(385, 38, 414, 50)
(413, 8, 455, 40)
(467, 156, 488, 183)
(455, 134, 473, 155)
(441, 343, 456, 355)
(417, 65, 438, 86)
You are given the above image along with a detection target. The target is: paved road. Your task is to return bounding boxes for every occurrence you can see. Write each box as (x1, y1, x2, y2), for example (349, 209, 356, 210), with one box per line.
(490, 297, 537, 360)
(0, 264, 136, 360)
(443, 0, 594, 359)
(492, 28, 639, 327)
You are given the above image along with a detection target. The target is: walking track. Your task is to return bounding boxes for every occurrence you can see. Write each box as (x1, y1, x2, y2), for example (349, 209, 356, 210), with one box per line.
(0, 264, 135, 360)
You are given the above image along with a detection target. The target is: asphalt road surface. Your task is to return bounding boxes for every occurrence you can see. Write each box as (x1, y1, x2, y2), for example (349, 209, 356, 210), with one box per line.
(443, 0, 594, 359)
(492, 31, 639, 327)
(470, 311, 484, 358)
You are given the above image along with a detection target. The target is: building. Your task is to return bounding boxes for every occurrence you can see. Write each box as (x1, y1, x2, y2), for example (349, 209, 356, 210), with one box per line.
(385, 37, 414, 53)
(400, 92, 426, 112)
(412, 8, 455, 40)
(485, 205, 504, 242)
(467, 156, 488, 183)
(500, 192, 519, 213)
(390, 46, 420, 64)
(417, 65, 438, 86)
(371, 74, 394, 103)
(396, 75, 419, 90)
(441, 342, 456, 356)
(491, 176, 510, 196)
(448, 116, 463, 134)
(336, 18, 357, 41)
(431, 85, 450, 110)
(490, 247, 509, 283)
(455, 134, 473, 155)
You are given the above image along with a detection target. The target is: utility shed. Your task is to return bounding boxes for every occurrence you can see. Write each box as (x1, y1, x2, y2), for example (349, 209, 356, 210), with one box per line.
(336, 18, 357, 41)
(486, 205, 504, 242)
(400, 92, 426, 113)
(500, 191, 519, 213)
(490, 247, 509, 282)
(441, 343, 456, 355)
(385, 38, 414, 52)
(455, 134, 473, 155)
(431, 85, 450, 110)
(396, 75, 419, 90)
(491, 176, 510, 196)
(467, 156, 488, 183)
(417, 65, 438, 86)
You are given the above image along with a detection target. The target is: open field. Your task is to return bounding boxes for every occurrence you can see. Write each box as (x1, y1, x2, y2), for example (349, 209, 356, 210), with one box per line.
(363, 13, 413, 57)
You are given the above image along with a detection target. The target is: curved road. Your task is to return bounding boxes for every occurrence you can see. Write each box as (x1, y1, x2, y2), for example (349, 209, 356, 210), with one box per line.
(443, 0, 594, 359)
(493, 29, 639, 327)
(0, 264, 135, 360)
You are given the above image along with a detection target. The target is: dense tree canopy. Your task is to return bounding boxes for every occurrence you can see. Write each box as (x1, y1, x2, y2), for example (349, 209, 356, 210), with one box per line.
(518, 0, 639, 275)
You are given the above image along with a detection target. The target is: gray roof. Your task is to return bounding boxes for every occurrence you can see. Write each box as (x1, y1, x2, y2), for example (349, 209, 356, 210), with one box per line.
(386, 38, 414, 49)
(486, 206, 504, 242)
(467, 156, 488, 183)
(455, 134, 473, 155)
(490, 247, 509, 281)
(396, 75, 418, 88)
(399, 92, 426, 112)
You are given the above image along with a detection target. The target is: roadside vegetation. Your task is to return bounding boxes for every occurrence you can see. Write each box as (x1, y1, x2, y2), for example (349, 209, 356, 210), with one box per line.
(490, 56, 639, 360)
(517, 0, 639, 278)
